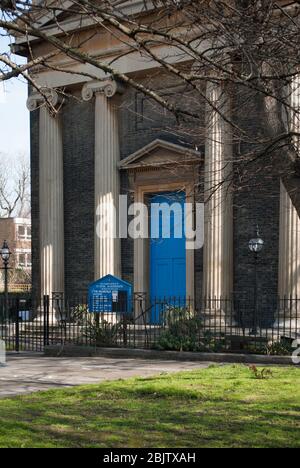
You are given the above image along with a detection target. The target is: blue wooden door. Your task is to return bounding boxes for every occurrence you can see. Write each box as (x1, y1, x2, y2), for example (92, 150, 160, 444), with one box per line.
(150, 192, 186, 323)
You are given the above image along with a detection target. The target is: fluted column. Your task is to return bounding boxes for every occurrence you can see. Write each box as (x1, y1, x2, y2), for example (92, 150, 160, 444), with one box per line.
(82, 79, 122, 279)
(203, 82, 233, 323)
(277, 75, 300, 328)
(27, 90, 64, 297)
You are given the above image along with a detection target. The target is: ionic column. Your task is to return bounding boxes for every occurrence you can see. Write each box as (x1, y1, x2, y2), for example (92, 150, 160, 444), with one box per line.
(277, 75, 300, 328)
(27, 90, 64, 297)
(82, 80, 123, 279)
(203, 82, 233, 323)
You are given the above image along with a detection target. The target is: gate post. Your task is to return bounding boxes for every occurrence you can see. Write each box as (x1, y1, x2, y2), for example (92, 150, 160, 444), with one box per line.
(15, 298, 20, 353)
(43, 295, 50, 347)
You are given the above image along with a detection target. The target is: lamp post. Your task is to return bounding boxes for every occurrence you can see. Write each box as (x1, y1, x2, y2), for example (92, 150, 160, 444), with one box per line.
(248, 228, 264, 335)
(0, 240, 11, 319)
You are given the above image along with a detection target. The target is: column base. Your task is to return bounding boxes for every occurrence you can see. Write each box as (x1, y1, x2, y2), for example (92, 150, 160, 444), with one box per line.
(200, 310, 227, 327)
(34, 306, 61, 326)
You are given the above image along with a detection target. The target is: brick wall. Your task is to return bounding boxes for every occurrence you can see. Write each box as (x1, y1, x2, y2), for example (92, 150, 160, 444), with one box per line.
(62, 97, 95, 298)
(30, 109, 40, 298)
(233, 174, 280, 299)
(232, 87, 280, 321)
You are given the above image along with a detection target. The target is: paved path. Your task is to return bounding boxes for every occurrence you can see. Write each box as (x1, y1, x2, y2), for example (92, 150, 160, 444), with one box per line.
(0, 353, 214, 398)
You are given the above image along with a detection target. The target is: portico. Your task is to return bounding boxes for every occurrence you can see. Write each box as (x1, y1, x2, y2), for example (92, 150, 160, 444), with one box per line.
(25, 71, 300, 328)
(26, 78, 237, 311)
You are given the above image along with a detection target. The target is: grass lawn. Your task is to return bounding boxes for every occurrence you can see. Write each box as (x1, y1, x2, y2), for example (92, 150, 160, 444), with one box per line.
(0, 364, 299, 448)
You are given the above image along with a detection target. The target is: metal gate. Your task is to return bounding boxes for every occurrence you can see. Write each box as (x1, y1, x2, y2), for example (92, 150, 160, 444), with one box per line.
(0, 295, 51, 352)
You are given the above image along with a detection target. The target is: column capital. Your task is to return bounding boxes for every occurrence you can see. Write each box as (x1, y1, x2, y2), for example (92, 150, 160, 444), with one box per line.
(26, 88, 62, 112)
(81, 78, 124, 102)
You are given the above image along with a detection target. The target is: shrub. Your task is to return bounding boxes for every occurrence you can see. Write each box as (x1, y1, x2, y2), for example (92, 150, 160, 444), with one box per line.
(156, 307, 225, 352)
(70, 304, 123, 347)
(265, 339, 293, 356)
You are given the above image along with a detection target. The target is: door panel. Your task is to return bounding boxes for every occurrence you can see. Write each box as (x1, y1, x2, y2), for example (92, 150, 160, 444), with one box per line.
(150, 192, 186, 323)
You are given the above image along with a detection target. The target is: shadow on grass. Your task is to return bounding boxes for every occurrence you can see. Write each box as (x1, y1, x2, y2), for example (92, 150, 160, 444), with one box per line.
(0, 365, 299, 448)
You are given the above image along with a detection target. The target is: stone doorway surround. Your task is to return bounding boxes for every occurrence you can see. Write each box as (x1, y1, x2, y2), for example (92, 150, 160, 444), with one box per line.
(119, 139, 203, 302)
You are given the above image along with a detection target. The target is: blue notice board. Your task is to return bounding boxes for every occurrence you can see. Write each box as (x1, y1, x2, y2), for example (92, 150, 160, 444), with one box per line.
(88, 274, 132, 313)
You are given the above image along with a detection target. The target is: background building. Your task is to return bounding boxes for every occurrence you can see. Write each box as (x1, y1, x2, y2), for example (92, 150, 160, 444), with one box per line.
(0, 218, 31, 292)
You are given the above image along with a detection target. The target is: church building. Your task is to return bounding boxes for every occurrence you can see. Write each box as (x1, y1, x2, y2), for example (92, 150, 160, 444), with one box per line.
(12, 0, 300, 327)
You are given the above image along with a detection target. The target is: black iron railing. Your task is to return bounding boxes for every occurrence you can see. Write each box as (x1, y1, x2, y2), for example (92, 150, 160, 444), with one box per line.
(0, 293, 299, 354)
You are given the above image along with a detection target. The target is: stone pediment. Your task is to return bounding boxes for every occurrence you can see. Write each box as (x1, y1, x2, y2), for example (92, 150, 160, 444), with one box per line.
(119, 139, 202, 171)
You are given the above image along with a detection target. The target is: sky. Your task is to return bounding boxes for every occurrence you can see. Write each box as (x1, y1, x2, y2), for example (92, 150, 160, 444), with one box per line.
(0, 34, 30, 159)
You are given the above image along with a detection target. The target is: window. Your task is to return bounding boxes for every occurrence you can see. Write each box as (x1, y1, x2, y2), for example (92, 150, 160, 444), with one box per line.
(17, 225, 25, 239)
(16, 252, 31, 268)
(18, 254, 26, 267)
(17, 225, 31, 240)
